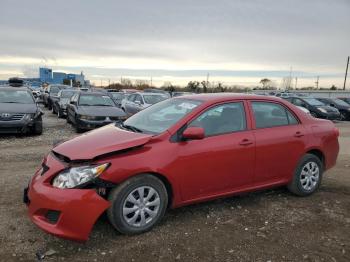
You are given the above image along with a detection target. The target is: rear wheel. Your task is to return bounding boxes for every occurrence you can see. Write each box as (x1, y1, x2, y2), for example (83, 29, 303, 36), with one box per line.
(57, 109, 64, 118)
(107, 174, 168, 234)
(287, 154, 323, 196)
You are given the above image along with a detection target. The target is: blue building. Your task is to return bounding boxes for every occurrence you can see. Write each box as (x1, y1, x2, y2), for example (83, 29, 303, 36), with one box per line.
(52, 72, 67, 84)
(39, 67, 86, 86)
(39, 68, 53, 83)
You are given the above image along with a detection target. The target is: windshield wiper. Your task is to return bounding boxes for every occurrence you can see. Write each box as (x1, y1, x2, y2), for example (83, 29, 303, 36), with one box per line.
(119, 123, 143, 133)
(94, 104, 111, 106)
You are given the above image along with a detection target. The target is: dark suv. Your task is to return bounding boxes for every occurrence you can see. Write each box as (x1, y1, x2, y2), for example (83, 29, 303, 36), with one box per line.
(43, 85, 69, 110)
(285, 97, 340, 120)
(316, 97, 350, 121)
(0, 87, 43, 135)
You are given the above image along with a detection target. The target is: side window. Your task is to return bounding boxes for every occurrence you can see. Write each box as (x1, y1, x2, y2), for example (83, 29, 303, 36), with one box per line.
(293, 98, 304, 107)
(128, 94, 136, 101)
(251, 102, 298, 129)
(188, 102, 246, 137)
(134, 94, 143, 104)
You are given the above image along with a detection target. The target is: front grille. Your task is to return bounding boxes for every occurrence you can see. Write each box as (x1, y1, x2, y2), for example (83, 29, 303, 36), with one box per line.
(45, 210, 61, 224)
(109, 116, 120, 121)
(0, 113, 25, 121)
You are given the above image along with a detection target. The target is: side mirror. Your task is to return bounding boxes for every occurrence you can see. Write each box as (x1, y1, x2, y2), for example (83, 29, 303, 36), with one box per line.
(70, 101, 76, 105)
(330, 104, 335, 107)
(182, 127, 205, 140)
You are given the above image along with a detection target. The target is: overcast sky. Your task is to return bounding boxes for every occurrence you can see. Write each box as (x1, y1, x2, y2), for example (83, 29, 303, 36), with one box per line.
(0, 0, 349, 88)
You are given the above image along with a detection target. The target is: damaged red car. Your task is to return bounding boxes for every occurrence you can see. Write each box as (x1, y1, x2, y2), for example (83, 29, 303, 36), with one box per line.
(24, 94, 339, 241)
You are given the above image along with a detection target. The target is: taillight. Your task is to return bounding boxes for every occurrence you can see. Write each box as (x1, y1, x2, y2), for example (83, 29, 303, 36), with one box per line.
(333, 127, 339, 137)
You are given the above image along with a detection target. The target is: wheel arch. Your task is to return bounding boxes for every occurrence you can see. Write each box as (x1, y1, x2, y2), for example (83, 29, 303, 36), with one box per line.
(144, 172, 174, 209)
(305, 148, 325, 167)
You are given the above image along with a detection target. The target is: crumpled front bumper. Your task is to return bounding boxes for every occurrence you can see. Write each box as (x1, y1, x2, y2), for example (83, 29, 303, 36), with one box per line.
(25, 154, 110, 242)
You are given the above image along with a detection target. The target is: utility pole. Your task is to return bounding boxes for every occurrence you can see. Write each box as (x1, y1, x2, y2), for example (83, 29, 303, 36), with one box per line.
(288, 66, 293, 90)
(344, 56, 349, 90)
(315, 76, 319, 89)
(150, 77, 153, 87)
(100, 79, 102, 87)
(294, 77, 298, 89)
(108, 79, 110, 87)
(206, 73, 209, 86)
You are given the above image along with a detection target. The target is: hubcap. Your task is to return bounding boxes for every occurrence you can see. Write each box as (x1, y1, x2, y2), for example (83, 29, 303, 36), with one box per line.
(300, 162, 319, 191)
(123, 186, 160, 227)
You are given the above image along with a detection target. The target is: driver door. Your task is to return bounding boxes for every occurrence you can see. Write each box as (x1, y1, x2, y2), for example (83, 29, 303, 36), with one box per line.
(171, 101, 255, 202)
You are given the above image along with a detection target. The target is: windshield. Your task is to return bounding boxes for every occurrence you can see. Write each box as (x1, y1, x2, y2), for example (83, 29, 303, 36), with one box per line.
(0, 90, 34, 104)
(50, 86, 61, 94)
(79, 94, 115, 106)
(143, 94, 167, 104)
(304, 98, 325, 106)
(111, 93, 125, 101)
(60, 90, 76, 98)
(123, 98, 202, 134)
(332, 98, 350, 106)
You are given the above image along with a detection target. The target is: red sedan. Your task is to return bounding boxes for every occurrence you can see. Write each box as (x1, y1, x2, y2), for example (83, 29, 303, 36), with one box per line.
(24, 94, 339, 241)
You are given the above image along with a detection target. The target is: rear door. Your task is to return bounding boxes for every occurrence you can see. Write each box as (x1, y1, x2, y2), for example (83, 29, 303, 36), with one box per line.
(249, 100, 307, 184)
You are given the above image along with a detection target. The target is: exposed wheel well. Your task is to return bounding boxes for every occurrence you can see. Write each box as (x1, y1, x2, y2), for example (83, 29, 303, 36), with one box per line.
(306, 149, 325, 167)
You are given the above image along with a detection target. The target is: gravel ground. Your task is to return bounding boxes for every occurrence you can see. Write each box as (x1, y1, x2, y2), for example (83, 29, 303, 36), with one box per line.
(0, 107, 349, 262)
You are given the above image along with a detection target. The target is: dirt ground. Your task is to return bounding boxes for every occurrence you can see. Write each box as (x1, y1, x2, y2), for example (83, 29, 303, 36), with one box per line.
(0, 107, 349, 262)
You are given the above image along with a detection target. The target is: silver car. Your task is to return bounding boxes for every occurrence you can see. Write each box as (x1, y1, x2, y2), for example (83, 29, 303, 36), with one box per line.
(122, 92, 168, 116)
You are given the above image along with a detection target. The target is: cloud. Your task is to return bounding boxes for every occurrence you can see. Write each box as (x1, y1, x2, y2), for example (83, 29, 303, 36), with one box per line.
(0, 0, 349, 86)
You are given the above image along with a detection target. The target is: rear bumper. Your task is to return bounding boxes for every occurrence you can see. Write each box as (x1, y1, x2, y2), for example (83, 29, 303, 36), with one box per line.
(25, 155, 110, 242)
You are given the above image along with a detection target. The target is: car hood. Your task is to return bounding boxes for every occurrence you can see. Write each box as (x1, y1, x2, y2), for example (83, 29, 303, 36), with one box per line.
(319, 106, 339, 113)
(0, 102, 37, 114)
(78, 106, 126, 117)
(59, 98, 70, 105)
(52, 124, 153, 161)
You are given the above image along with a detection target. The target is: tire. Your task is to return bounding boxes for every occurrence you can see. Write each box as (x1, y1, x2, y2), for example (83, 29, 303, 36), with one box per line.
(107, 174, 168, 235)
(32, 117, 43, 135)
(287, 154, 323, 196)
(66, 114, 71, 124)
(48, 102, 52, 110)
(57, 109, 64, 118)
(52, 104, 57, 114)
(75, 123, 83, 133)
(340, 112, 347, 121)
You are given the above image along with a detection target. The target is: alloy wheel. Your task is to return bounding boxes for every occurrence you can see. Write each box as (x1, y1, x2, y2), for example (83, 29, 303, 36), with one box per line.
(122, 186, 160, 228)
(300, 161, 319, 191)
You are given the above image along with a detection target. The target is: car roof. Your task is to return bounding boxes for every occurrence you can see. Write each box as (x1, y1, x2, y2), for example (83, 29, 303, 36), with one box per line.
(79, 91, 110, 96)
(0, 86, 30, 91)
(176, 93, 285, 103)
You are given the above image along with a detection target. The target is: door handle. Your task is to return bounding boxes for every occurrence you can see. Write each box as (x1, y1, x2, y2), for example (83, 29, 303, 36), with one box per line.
(294, 131, 304, 138)
(239, 139, 253, 146)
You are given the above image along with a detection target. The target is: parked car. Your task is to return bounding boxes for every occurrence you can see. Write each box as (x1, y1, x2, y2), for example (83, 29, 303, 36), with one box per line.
(143, 88, 171, 98)
(284, 97, 340, 120)
(316, 97, 350, 121)
(52, 89, 78, 118)
(43, 85, 69, 110)
(172, 91, 196, 97)
(24, 94, 339, 241)
(66, 92, 127, 132)
(122, 92, 168, 115)
(109, 92, 129, 108)
(338, 97, 350, 104)
(28, 87, 41, 99)
(0, 87, 43, 135)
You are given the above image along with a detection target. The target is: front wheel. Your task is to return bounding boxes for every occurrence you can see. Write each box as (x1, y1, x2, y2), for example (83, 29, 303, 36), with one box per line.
(287, 154, 323, 196)
(32, 117, 43, 135)
(107, 174, 168, 235)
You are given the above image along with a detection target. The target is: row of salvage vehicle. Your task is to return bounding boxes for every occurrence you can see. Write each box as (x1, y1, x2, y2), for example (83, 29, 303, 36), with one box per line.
(42, 85, 180, 132)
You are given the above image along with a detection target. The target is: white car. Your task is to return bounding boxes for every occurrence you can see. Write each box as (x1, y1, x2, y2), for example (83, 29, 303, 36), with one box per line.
(122, 92, 168, 115)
